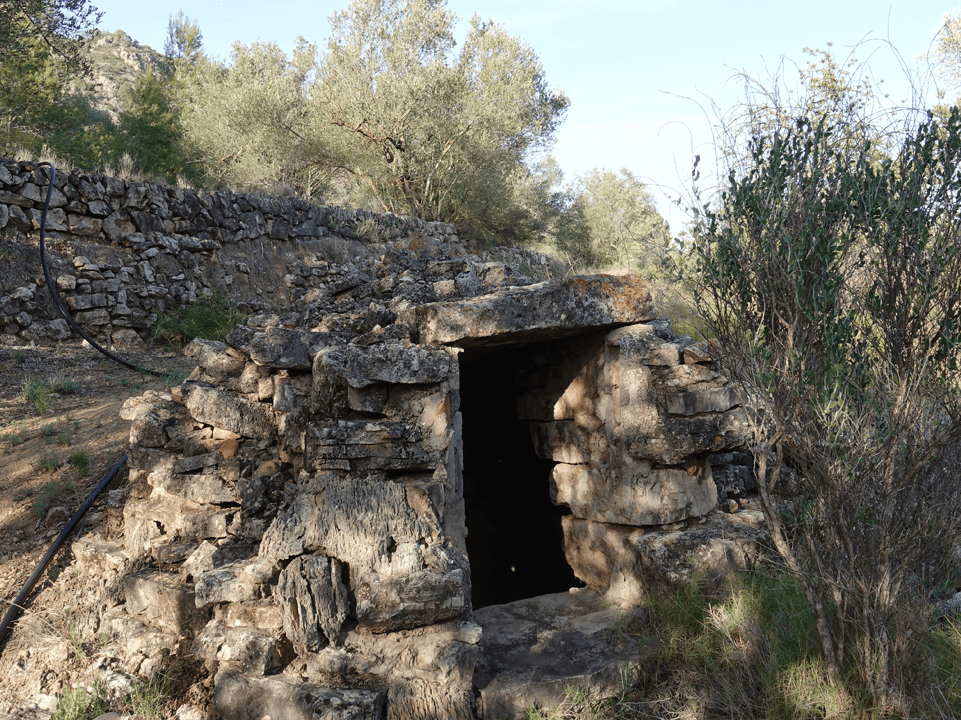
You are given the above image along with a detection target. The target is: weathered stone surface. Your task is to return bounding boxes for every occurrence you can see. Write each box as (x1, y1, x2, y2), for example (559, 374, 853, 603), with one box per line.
(276, 554, 349, 654)
(473, 590, 645, 720)
(72, 534, 128, 577)
(214, 668, 386, 720)
(626, 508, 769, 593)
(400, 275, 654, 347)
(260, 478, 445, 572)
(194, 620, 292, 676)
(354, 568, 467, 633)
(120, 391, 189, 447)
(124, 489, 230, 560)
(184, 383, 276, 439)
(214, 598, 284, 629)
(626, 409, 751, 465)
(550, 459, 718, 526)
(311, 620, 481, 720)
(123, 570, 210, 635)
(666, 387, 738, 416)
(315, 344, 457, 389)
(184, 338, 246, 378)
(563, 510, 770, 602)
(146, 470, 235, 505)
(304, 420, 435, 472)
(67, 213, 102, 236)
(243, 328, 332, 369)
(195, 557, 278, 608)
(682, 338, 721, 364)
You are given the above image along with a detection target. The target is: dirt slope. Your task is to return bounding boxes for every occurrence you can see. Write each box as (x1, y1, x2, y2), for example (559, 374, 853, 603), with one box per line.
(0, 341, 197, 717)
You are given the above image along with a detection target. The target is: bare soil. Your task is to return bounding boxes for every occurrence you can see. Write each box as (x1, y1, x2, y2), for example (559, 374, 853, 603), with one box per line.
(0, 340, 198, 718)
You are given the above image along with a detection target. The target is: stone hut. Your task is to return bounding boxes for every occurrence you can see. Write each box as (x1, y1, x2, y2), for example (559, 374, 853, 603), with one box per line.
(115, 274, 763, 719)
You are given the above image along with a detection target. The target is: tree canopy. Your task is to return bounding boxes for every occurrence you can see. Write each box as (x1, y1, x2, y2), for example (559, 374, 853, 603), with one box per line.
(177, 0, 569, 242)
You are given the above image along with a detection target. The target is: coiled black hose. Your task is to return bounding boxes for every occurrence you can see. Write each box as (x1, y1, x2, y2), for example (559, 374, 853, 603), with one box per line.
(0, 162, 171, 650)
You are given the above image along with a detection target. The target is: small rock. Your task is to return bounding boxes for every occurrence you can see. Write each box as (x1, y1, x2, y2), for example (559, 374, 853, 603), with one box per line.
(35, 694, 58, 712)
(45, 506, 71, 525)
(721, 499, 740, 514)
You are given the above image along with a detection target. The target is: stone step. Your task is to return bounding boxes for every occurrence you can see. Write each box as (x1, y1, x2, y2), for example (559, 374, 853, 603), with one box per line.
(214, 667, 387, 720)
(472, 589, 650, 720)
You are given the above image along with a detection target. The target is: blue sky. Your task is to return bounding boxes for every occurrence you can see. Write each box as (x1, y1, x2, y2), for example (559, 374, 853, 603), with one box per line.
(90, 0, 956, 228)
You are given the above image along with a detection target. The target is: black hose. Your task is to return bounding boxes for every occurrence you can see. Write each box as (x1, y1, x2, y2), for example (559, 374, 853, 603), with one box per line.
(0, 162, 174, 652)
(36, 162, 167, 377)
(0, 455, 128, 647)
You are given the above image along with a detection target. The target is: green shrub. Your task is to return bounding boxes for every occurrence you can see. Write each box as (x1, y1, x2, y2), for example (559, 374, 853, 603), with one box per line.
(152, 290, 246, 349)
(50, 682, 109, 720)
(31, 480, 61, 515)
(69, 449, 90, 476)
(48, 377, 81, 394)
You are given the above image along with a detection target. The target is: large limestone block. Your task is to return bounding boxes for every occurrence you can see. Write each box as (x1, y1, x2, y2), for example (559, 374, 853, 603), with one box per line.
(123, 570, 210, 636)
(304, 420, 436, 472)
(560, 517, 648, 606)
(183, 338, 246, 379)
(195, 557, 278, 608)
(260, 477, 444, 571)
(184, 383, 276, 439)
(551, 459, 718, 526)
(124, 488, 230, 560)
(628, 511, 770, 593)
(214, 669, 386, 720)
(399, 275, 655, 347)
(626, 410, 751, 465)
(562, 512, 770, 603)
(354, 568, 467, 633)
(529, 421, 608, 465)
(316, 343, 457, 388)
(666, 387, 739, 416)
(194, 619, 292, 676)
(226, 326, 340, 370)
(145, 470, 237, 505)
(473, 590, 646, 720)
(312, 620, 481, 720)
(120, 391, 189, 448)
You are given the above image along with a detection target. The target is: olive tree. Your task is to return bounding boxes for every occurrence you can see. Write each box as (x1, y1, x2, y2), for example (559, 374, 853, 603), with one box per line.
(316, 0, 568, 240)
(555, 167, 669, 273)
(180, 38, 332, 196)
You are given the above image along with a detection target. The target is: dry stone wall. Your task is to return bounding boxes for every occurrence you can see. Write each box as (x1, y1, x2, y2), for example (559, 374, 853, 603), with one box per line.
(0, 158, 555, 347)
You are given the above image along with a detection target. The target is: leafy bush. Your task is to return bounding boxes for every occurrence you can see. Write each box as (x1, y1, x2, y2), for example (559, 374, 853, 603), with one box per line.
(152, 290, 246, 349)
(689, 84, 961, 709)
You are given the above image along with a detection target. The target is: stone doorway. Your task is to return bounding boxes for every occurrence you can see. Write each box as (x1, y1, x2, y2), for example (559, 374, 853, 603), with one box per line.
(459, 341, 582, 608)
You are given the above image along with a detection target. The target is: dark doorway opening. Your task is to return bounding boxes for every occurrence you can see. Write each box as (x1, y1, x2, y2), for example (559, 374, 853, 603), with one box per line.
(459, 342, 582, 609)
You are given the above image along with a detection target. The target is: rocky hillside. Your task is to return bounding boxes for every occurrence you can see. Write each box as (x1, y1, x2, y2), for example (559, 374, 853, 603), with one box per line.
(71, 30, 167, 122)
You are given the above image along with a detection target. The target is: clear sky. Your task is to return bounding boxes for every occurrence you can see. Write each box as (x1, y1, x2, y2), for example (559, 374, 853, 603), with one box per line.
(88, 0, 956, 229)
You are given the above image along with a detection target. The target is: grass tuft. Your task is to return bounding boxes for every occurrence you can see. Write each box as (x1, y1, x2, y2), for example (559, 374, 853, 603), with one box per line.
(152, 290, 246, 350)
(31, 480, 61, 516)
(20, 376, 51, 414)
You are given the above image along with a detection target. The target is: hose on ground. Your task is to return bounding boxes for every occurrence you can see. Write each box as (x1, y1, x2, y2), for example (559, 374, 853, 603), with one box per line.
(0, 455, 128, 647)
